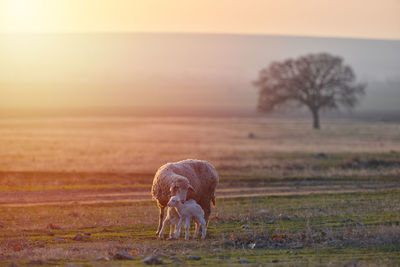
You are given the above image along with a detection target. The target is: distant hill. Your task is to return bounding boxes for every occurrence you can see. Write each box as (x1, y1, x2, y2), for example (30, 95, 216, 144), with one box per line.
(0, 33, 399, 114)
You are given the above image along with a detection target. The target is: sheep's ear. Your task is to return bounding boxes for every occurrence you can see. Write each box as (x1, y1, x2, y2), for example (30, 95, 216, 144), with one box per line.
(188, 185, 194, 191)
(170, 185, 177, 194)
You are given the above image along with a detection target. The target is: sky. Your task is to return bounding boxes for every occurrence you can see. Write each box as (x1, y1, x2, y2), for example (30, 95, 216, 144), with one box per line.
(0, 0, 399, 40)
(0, 0, 399, 112)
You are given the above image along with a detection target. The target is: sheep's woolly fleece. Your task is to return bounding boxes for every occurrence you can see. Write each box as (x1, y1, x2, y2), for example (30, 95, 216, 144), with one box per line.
(151, 159, 219, 211)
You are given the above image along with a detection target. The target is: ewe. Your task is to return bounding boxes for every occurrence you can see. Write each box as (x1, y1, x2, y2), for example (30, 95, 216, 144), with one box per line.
(151, 159, 218, 235)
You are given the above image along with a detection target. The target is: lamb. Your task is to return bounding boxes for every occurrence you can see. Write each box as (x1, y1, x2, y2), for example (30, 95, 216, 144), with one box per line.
(167, 196, 207, 240)
(151, 159, 219, 236)
(158, 199, 197, 239)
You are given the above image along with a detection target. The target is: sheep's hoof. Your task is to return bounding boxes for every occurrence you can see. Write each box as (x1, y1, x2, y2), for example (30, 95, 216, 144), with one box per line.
(167, 237, 175, 240)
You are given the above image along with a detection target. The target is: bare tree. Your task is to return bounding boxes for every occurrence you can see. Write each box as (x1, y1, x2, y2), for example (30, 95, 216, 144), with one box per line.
(254, 53, 365, 129)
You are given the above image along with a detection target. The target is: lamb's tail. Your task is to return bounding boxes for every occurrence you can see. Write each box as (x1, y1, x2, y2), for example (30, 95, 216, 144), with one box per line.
(211, 195, 216, 207)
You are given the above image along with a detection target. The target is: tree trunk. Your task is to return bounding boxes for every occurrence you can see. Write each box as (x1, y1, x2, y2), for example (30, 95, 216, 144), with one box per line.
(311, 109, 320, 130)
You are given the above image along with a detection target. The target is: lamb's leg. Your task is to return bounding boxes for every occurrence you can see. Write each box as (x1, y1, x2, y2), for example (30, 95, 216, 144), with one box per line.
(175, 221, 182, 238)
(158, 216, 170, 239)
(156, 206, 165, 236)
(175, 219, 184, 239)
(200, 217, 207, 240)
(169, 218, 179, 239)
(185, 218, 190, 240)
(168, 222, 175, 239)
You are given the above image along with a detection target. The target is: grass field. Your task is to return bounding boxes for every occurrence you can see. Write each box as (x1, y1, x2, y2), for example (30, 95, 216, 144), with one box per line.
(1, 116, 400, 266)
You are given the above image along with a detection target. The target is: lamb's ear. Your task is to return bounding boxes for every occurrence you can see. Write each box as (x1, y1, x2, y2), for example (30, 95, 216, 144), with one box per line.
(188, 185, 194, 192)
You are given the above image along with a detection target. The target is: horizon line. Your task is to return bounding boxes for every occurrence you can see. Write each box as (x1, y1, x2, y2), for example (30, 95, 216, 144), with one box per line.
(1, 31, 400, 42)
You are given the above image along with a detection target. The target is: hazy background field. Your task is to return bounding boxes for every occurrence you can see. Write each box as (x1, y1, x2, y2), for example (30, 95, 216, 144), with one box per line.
(1, 115, 400, 174)
(1, 114, 400, 205)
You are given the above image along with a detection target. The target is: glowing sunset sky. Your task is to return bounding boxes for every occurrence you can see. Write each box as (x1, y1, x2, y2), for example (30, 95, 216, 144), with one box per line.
(1, 0, 399, 39)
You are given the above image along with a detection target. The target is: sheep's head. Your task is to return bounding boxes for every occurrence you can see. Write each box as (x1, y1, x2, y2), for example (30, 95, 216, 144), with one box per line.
(170, 179, 194, 203)
(167, 195, 181, 207)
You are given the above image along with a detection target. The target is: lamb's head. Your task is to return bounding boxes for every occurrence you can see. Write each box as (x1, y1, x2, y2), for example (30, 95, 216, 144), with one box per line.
(167, 195, 181, 207)
(169, 178, 194, 203)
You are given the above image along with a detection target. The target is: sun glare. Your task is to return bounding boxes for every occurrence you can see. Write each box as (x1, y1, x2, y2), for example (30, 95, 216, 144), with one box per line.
(1, 0, 40, 32)
(0, 0, 399, 39)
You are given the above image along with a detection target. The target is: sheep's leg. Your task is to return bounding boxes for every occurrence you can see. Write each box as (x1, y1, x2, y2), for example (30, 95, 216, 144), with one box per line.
(199, 217, 207, 240)
(193, 220, 200, 239)
(185, 218, 190, 240)
(156, 206, 165, 236)
(203, 204, 211, 225)
(158, 216, 169, 239)
(175, 219, 184, 239)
